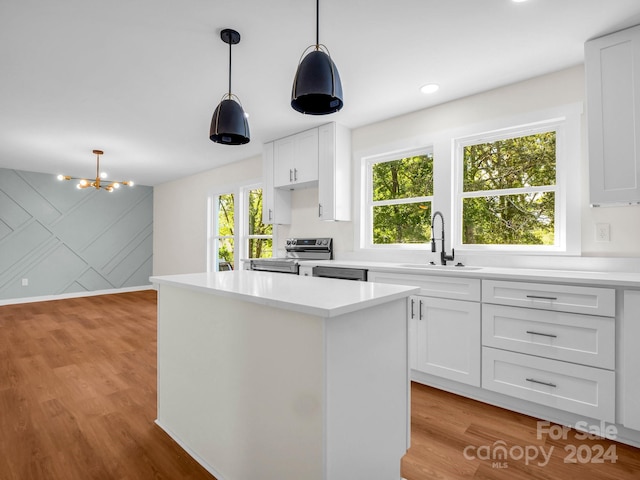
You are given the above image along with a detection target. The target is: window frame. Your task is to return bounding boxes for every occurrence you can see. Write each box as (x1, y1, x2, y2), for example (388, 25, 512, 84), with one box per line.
(207, 180, 273, 272)
(453, 120, 564, 253)
(356, 103, 582, 257)
(363, 147, 435, 249)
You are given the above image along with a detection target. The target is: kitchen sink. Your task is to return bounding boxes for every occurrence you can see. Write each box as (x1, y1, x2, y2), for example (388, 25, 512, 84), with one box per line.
(397, 263, 483, 271)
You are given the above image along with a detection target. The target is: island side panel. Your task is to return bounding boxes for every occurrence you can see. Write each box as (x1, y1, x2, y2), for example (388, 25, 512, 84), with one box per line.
(156, 284, 325, 480)
(324, 298, 409, 480)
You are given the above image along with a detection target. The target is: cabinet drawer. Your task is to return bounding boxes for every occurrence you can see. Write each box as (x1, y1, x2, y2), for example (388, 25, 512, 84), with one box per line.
(368, 272, 480, 301)
(482, 304, 615, 369)
(482, 347, 615, 422)
(482, 280, 615, 316)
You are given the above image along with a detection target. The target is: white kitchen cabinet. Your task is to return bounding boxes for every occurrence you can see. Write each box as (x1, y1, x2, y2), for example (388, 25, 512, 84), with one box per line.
(411, 295, 481, 387)
(482, 304, 615, 369)
(481, 279, 616, 422)
(586, 24, 640, 206)
(273, 127, 319, 189)
(622, 290, 640, 431)
(369, 271, 481, 387)
(482, 347, 615, 422)
(262, 142, 291, 224)
(482, 279, 615, 316)
(318, 123, 351, 221)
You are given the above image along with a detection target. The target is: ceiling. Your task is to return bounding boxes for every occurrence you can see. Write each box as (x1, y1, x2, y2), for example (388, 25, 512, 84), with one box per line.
(2, 0, 640, 186)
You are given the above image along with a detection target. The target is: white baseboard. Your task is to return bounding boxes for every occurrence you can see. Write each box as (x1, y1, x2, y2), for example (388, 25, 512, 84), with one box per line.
(0, 284, 156, 306)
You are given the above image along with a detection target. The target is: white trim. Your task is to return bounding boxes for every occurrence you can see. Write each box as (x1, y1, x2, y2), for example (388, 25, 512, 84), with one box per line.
(0, 284, 154, 306)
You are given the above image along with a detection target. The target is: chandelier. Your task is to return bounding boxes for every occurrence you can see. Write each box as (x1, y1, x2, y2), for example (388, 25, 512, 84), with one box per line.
(57, 150, 134, 192)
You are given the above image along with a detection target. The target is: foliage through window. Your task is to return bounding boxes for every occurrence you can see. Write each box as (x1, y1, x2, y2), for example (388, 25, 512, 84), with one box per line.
(213, 186, 272, 271)
(368, 152, 434, 245)
(460, 130, 557, 246)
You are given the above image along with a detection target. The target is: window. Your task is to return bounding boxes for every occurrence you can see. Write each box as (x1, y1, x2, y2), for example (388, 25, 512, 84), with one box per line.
(365, 150, 434, 246)
(210, 184, 272, 271)
(215, 192, 235, 270)
(246, 187, 273, 260)
(455, 123, 561, 250)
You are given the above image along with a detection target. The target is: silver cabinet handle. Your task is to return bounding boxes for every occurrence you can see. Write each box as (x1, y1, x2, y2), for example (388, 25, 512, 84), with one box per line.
(318, 203, 323, 217)
(294, 168, 298, 181)
(268, 209, 273, 221)
(410, 299, 415, 319)
(526, 330, 557, 338)
(526, 295, 558, 301)
(419, 299, 424, 320)
(289, 169, 293, 182)
(526, 378, 557, 388)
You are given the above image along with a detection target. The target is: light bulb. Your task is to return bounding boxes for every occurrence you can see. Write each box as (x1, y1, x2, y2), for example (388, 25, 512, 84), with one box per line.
(128, 181, 134, 187)
(100, 172, 108, 179)
(420, 83, 440, 94)
(80, 179, 88, 186)
(57, 174, 64, 181)
(113, 183, 120, 189)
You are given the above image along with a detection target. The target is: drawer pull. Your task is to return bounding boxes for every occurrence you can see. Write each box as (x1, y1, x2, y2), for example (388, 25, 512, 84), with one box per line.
(526, 378, 557, 388)
(410, 299, 415, 319)
(526, 295, 558, 301)
(526, 330, 558, 338)
(419, 299, 424, 320)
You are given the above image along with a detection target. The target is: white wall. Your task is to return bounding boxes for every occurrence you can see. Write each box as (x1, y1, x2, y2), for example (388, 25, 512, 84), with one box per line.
(153, 156, 261, 275)
(154, 66, 640, 276)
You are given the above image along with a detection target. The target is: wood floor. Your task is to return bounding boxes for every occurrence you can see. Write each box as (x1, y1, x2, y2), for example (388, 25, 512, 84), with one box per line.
(1, 290, 639, 480)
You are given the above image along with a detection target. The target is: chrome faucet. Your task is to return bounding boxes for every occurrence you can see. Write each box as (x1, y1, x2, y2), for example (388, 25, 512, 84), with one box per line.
(431, 211, 455, 266)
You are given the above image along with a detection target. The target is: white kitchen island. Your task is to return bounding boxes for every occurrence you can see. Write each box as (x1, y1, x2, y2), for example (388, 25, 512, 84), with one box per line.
(150, 271, 418, 480)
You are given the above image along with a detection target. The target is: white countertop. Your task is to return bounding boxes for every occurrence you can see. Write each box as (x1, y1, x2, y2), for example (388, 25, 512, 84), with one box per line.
(150, 271, 419, 318)
(301, 260, 640, 288)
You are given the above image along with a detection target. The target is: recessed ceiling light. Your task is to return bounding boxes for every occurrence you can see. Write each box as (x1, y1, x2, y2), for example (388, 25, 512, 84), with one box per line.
(512, 0, 528, 3)
(420, 83, 440, 94)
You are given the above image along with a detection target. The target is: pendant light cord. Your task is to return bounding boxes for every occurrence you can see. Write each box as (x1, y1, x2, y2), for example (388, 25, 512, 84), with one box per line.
(228, 39, 232, 96)
(315, 0, 319, 48)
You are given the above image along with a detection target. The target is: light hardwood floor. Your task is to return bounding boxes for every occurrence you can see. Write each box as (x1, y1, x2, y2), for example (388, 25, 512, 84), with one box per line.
(1, 290, 638, 479)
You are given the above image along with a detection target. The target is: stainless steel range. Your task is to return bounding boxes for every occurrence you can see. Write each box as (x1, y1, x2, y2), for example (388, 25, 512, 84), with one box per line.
(249, 237, 333, 274)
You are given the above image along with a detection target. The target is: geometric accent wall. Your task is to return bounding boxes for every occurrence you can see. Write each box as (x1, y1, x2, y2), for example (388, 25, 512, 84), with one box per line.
(0, 168, 153, 300)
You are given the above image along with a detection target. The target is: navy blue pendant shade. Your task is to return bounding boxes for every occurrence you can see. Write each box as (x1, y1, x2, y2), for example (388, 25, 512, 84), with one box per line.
(210, 28, 250, 145)
(210, 98, 250, 145)
(291, 0, 343, 115)
(291, 49, 343, 115)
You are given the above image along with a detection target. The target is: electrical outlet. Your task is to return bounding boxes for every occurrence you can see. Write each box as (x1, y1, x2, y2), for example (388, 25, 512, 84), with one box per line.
(21, 278, 28, 287)
(596, 223, 610, 242)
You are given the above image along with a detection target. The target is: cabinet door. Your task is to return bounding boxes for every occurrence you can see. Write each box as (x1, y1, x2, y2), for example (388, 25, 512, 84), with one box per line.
(293, 127, 319, 185)
(262, 142, 291, 224)
(623, 290, 640, 431)
(273, 135, 295, 188)
(586, 25, 640, 206)
(415, 296, 481, 387)
(318, 123, 351, 221)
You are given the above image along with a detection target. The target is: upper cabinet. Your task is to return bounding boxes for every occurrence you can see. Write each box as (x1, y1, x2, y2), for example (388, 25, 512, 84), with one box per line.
(262, 142, 291, 225)
(273, 127, 319, 189)
(586, 25, 640, 206)
(263, 122, 352, 224)
(318, 123, 351, 221)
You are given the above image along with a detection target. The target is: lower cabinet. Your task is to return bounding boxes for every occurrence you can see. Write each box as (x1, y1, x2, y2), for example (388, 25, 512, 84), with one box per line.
(410, 295, 481, 387)
(482, 347, 615, 422)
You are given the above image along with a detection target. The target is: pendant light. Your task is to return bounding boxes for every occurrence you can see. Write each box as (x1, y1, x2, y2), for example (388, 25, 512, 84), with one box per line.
(291, 0, 343, 115)
(210, 28, 250, 145)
